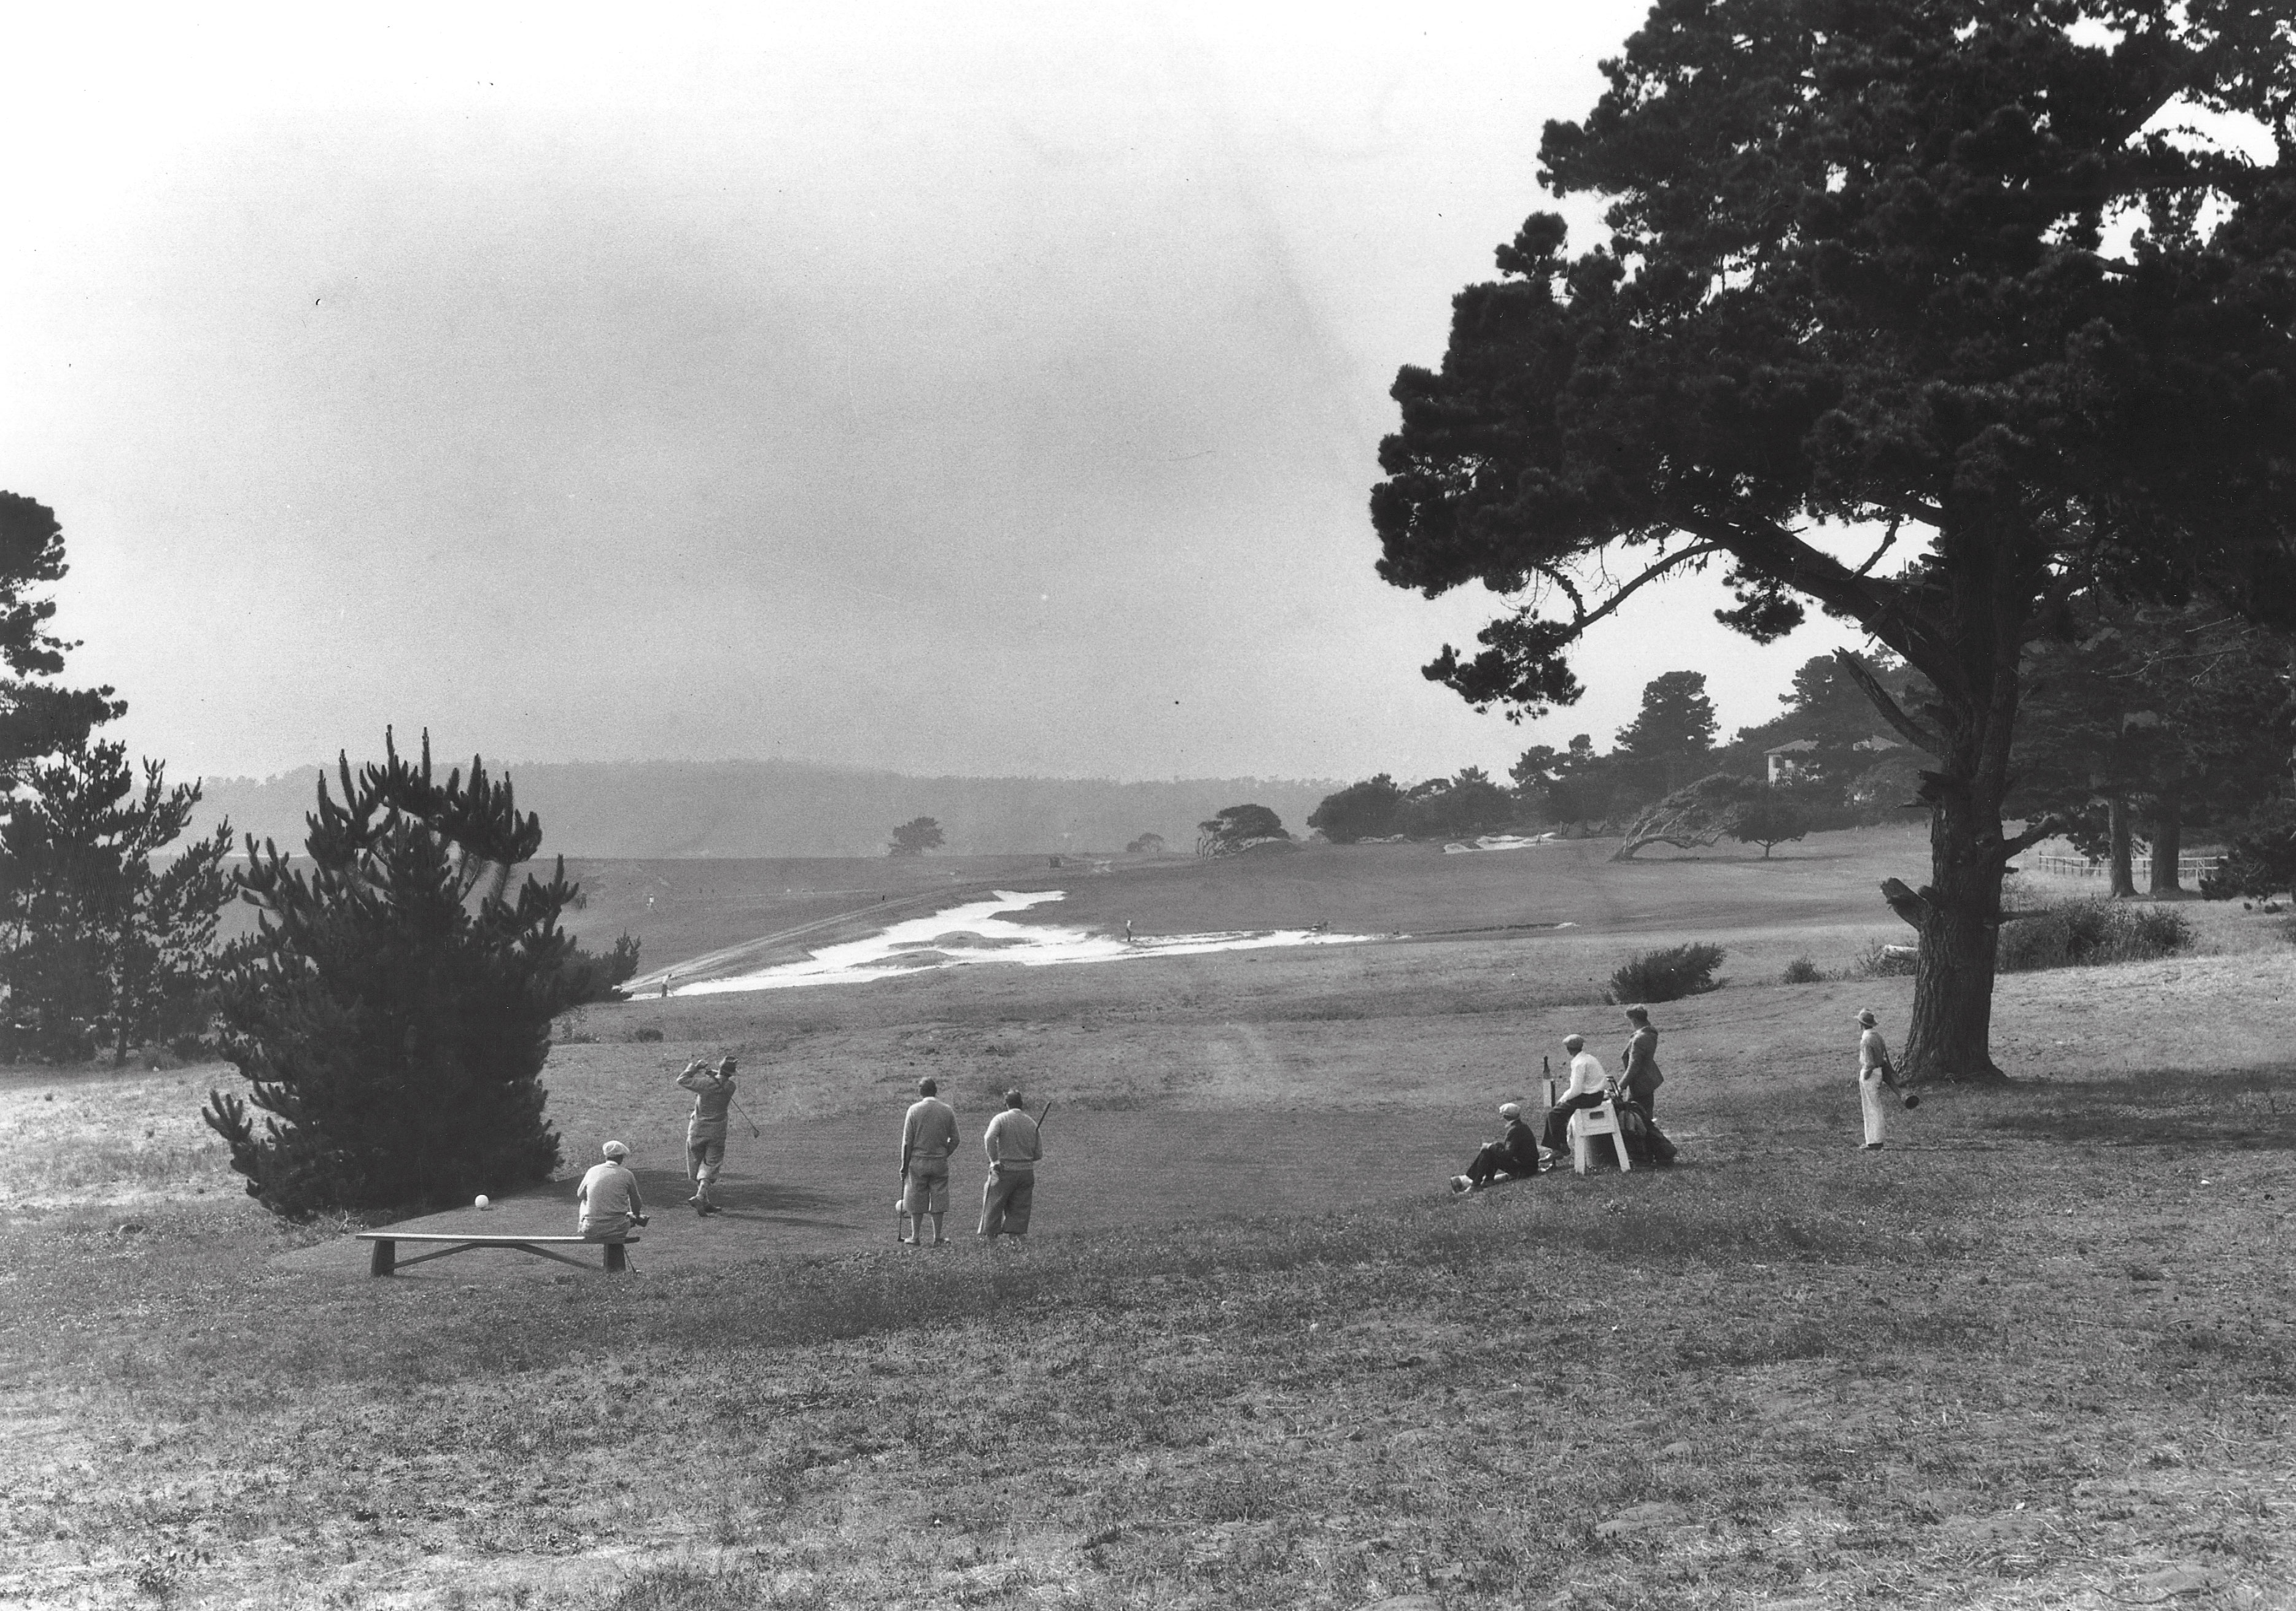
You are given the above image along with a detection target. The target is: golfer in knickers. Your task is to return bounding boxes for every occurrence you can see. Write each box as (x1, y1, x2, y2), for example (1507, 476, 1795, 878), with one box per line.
(677, 1056, 739, 1215)
(899, 1076, 959, 1246)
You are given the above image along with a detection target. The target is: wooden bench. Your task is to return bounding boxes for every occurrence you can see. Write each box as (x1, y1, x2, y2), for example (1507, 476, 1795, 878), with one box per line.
(357, 1231, 639, 1276)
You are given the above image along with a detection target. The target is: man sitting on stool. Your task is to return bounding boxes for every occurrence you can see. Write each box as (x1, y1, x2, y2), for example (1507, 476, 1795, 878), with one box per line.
(1451, 1101, 1541, 1194)
(1540, 1034, 1612, 1156)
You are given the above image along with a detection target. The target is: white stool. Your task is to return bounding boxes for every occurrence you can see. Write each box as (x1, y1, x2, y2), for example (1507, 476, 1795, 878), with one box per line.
(1568, 1099, 1633, 1175)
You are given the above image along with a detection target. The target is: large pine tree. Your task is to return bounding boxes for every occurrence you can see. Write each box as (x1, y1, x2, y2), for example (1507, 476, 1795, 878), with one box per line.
(203, 733, 578, 1217)
(1371, 1, 2296, 1078)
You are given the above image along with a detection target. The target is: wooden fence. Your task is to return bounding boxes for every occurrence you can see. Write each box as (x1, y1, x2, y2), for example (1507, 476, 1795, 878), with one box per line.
(2026, 852, 2221, 883)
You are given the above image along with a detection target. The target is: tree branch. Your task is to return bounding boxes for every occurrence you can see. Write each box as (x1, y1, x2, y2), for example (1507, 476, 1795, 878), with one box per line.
(1854, 516, 1902, 577)
(2001, 816, 2061, 862)
(1836, 649, 1949, 756)
(1566, 541, 1729, 633)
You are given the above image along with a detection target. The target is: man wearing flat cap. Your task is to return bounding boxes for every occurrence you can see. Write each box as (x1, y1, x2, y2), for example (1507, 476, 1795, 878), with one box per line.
(576, 1141, 646, 1240)
(678, 1056, 739, 1216)
(1451, 1100, 1542, 1194)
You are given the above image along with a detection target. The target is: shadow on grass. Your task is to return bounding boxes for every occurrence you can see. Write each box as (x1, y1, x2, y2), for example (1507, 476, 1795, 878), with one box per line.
(1977, 1068, 2296, 1149)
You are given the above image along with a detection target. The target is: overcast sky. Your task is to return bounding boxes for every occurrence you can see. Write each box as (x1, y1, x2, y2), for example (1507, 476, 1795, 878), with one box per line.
(4, 1, 1872, 786)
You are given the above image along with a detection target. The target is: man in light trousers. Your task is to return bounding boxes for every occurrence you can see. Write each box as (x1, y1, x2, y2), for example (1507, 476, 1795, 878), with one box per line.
(978, 1089, 1042, 1242)
(678, 1056, 739, 1216)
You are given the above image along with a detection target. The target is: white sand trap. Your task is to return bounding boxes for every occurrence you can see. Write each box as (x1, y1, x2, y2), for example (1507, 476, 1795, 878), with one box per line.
(667, 889, 1367, 995)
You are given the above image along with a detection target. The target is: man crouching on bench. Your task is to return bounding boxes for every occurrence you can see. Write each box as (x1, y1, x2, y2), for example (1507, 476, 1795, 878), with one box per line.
(577, 1141, 648, 1239)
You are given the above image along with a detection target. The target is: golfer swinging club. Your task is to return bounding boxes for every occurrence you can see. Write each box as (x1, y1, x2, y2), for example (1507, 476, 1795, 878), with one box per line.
(677, 1055, 740, 1216)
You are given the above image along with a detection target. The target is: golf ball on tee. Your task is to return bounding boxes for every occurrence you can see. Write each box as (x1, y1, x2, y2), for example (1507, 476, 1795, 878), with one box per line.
(475, 1194, 491, 1209)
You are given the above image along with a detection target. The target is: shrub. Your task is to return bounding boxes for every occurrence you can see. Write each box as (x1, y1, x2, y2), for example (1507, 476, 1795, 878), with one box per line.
(1607, 942, 1725, 1003)
(2201, 802, 2296, 898)
(1995, 901, 2194, 973)
(632, 1025, 665, 1042)
(1853, 940, 1918, 978)
(1780, 956, 1825, 984)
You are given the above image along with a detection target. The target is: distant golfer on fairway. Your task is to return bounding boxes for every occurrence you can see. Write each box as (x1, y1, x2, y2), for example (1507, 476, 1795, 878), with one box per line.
(899, 1076, 960, 1246)
(576, 1141, 646, 1240)
(677, 1056, 739, 1216)
(978, 1089, 1042, 1242)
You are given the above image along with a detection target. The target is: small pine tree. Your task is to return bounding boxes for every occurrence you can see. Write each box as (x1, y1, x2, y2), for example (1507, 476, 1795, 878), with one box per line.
(1731, 792, 1812, 858)
(201, 732, 575, 1218)
(0, 738, 232, 1062)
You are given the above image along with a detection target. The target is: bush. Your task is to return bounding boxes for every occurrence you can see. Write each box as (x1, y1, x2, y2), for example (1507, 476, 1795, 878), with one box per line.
(1779, 956, 1825, 984)
(1995, 901, 2194, 973)
(1607, 942, 1726, 1003)
(2200, 802, 2296, 898)
(632, 1025, 665, 1042)
(1853, 940, 1918, 978)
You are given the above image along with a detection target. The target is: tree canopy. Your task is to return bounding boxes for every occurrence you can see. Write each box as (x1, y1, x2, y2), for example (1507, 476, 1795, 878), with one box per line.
(889, 816, 945, 856)
(1371, 0, 2296, 1077)
(1, 492, 122, 800)
(1197, 804, 1290, 856)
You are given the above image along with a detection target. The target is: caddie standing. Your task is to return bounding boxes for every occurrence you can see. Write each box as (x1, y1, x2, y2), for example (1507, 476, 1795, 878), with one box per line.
(977, 1088, 1041, 1242)
(899, 1076, 960, 1246)
(677, 1056, 739, 1216)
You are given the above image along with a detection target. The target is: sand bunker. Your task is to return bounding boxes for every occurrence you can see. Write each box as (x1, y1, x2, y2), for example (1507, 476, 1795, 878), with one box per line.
(665, 889, 1367, 995)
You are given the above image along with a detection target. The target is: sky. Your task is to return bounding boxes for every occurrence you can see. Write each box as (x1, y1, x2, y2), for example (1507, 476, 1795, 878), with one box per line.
(2, 1, 1877, 787)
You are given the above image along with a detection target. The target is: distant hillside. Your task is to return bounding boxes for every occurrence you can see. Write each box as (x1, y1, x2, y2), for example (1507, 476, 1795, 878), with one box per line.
(187, 759, 1341, 860)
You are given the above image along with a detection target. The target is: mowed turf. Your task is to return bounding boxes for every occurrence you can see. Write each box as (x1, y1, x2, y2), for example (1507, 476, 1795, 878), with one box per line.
(4, 832, 2294, 1609)
(546, 827, 1953, 987)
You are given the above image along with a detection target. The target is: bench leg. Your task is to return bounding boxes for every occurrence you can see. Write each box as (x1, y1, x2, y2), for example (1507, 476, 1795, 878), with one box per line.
(1611, 1133, 1632, 1172)
(603, 1242, 627, 1274)
(368, 1238, 396, 1277)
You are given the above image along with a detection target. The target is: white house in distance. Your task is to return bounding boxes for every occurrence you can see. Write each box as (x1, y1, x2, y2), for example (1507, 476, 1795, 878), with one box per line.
(1765, 740, 1818, 784)
(1766, 735, 1906, 785)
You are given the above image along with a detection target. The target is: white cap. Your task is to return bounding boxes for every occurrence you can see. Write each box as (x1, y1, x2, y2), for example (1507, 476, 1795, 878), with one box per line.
(602, 1140, 629, 1159)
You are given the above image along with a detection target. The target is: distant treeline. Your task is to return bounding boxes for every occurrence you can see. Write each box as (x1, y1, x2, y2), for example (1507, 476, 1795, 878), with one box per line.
(187, 759, 1341, 860)
(1309, 658, 1929, 844)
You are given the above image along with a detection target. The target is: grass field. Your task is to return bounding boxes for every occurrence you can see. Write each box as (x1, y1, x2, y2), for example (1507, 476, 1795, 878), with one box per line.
(4, 827, 2294, 1609)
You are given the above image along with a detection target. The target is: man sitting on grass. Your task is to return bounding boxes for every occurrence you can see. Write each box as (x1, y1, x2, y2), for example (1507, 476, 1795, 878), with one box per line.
(1451, 1101, 1541, 1194)
(576, 1140, 646, 1240)
(1540, 1034, 1612, 1155)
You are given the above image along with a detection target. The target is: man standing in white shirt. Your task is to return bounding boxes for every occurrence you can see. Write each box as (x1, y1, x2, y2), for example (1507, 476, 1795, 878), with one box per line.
(1540, 1033, 1612, 1155)
(898, 1076, 960, 1246)
(978, 1089, 1042, 1242)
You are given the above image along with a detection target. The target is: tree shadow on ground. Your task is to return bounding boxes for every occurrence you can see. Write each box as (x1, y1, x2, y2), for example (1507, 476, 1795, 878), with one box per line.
(1978, 1068, 2296, 1149)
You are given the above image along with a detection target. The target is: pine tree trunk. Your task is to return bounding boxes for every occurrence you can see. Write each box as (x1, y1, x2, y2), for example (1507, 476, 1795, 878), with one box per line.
(1901, 775, 2008, 1081)
(2147, 793, 2184, 895)
(2107, 796, 2137, 899)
